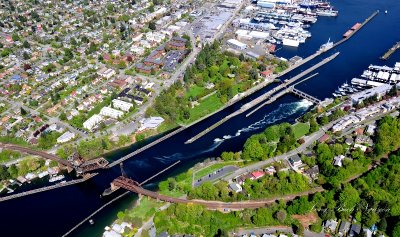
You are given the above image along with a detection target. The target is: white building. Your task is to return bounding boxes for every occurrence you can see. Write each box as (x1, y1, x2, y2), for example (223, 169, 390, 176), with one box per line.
(227, 39, 247, 50)
(100, 107, 124, 119)
(139, 117, 164, 131)
(112, 99, 133, 112)
(332, 115, 360, 132)
(97, 68, 116, 79)
(57, 131, 76, 143)
(83, 114, 103, 130)
(350, 84, 392, 105)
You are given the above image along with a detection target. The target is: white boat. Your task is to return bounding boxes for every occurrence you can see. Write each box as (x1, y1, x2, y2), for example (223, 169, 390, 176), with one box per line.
(316, 8, 338, 17)
(49, 175, 65, 183)
(283, 38, 300, 47)
(319, 38, 334, 52)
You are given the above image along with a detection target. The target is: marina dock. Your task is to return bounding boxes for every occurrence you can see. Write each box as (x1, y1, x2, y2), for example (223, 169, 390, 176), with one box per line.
(381, 42, 400, 60)
(0, 173, 97, 202)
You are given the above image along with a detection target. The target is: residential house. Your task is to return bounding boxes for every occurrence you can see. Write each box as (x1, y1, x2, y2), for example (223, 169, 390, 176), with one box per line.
(338, 221, 351, 237)
(318, 134, 330, 143)
(305, 165, 319, 180)
(112, 99, 133, 112)
(100, 107, 124, 119)
(288, 154, 302, 168)
(83, 114, 103, 130)
(251, 171, 265, 180)
(349, 224, 361, 237)
(333, 155, 345, 167)
(57, 131, 76, 143)
(324, 219, 338, 233)
(229, 182, 242, 193)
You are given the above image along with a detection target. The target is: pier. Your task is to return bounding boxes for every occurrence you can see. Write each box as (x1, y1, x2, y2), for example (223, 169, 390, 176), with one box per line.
(0, 173, 97, 202)
(381, 42, 400, 60)
(185, 52, 339, 144)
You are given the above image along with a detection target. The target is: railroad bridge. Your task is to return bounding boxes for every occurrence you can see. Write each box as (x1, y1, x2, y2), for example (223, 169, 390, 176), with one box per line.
(0, 143, 108, 174)
(111, 176, 324, 210)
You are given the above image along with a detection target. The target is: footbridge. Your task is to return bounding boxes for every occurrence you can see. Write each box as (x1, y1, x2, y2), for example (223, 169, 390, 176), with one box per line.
(290, 87, 321, 104)
(111, 176, 324, 210)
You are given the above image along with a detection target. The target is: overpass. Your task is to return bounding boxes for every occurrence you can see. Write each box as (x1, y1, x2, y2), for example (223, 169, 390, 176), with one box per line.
(111, 176, 324, 210)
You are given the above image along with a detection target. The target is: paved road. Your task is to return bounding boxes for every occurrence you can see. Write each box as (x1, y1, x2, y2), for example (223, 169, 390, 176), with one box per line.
(222, 122, 332, 182)
(194, 165, 239, 187)
(234, 227, 324, 237)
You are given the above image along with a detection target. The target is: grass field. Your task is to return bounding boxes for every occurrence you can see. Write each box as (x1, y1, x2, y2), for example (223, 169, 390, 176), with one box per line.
(186, 85, 206, 99)
(293, 122, 310, 139)
(184, 93, 223, 124)
(194, 161, 238, 180)
(125, 197, 163, 222)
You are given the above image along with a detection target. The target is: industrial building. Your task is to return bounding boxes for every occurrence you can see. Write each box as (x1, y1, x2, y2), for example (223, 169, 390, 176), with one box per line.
(227, 39, 247, 50)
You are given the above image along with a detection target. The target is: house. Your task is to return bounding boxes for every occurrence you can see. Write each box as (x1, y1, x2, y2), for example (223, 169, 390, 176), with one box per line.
(333, 155, 345, 167)
(139, 117, 164, 131)
(97, 68, 116, 79)
(366, 124, 376, 135)
(354, 127, 364, 136)
(305, 165, 319, 180)
(288, 154, 302, 168)
(345, 137, 354, 146)
(83, 114, 103, 130)
(338, 221, 351, 237)
(229, 182, 242, 193)
(112, 99, 133, 112)
(349, 224, 361, 237)
(355, 135, 373, 146)
(362, 228, 373, 237)
(157, 232, 170, 237)
(324, 219, 338, 233)
(318, 134, 330, 143)
(260, 70, 273, 78)
(57, 131, 76, 143)
(264, 166, 276, 175)
(100, 107, 124, 119)
(354, 144, 368, 152)
(251, 171, 265, 180)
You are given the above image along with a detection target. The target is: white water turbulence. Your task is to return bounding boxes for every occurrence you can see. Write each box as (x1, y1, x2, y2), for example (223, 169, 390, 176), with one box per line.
(153, 139, 224, 163)
(214, 99, 313, 143)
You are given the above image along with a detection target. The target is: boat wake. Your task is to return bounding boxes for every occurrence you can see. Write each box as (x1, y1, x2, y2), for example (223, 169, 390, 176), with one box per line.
(153, 139, 224, 163)
(213, 99, 313, 143)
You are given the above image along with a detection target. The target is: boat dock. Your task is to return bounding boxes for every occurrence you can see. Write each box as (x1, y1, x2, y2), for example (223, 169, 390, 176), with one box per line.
(381, 42, 400, 60)
(0, 173, 97, 202)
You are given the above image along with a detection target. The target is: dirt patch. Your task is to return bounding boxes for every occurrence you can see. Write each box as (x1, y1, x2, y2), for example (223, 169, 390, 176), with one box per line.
(292, 212, 319, 228)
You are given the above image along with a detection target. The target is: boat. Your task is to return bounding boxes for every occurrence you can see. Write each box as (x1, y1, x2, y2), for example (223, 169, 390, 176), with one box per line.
(49, 175, 65, 183)
(316, 8, 338, 17)
(332, 93, 340, 97)
(89, 219, 94, 225)
(385, 10, 388, 14)
(282, 38, 300, 47)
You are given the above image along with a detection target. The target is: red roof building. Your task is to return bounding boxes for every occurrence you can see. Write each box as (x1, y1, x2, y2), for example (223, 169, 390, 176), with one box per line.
(318, 134, 330, 143)
(251, 171, 265, 180)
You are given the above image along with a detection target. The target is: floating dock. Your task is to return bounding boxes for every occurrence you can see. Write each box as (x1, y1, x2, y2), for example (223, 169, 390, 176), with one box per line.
(381, 42, 400, 60)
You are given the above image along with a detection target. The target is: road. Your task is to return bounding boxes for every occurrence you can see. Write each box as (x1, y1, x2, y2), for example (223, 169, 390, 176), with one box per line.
(222, 121, 332, 182)
(234, 227, 325, 237)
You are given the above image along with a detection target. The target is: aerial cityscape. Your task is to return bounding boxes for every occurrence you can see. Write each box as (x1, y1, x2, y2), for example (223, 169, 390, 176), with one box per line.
(0, 0, 399, 236)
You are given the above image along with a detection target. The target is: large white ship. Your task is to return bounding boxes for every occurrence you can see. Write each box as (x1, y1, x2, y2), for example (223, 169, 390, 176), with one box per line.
(282, 38, 300, 47)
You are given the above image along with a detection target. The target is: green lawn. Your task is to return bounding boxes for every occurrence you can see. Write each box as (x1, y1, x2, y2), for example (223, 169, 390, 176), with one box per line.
(186, 85, 206, 99)
(125, 197, 163, 221)
(184, 93, 223, 124)
(293, 122, 310, 139)
(194, 161, 238, 180)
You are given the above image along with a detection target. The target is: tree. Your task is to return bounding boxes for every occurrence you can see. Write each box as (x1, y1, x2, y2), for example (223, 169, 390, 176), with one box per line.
(0, 165, 10, 180)
(59, 112, 67, 121)
(148, 21, 156, 30)
(20, 107, 27, 115)
(275, 210, 287, 223)
(23, 40, 30, 48)
(393, 222, 400, 237)
(23, 51, 30, 60)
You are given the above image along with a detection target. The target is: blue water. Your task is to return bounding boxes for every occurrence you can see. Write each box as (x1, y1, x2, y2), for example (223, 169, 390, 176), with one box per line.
(0, 0, 399, 236)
